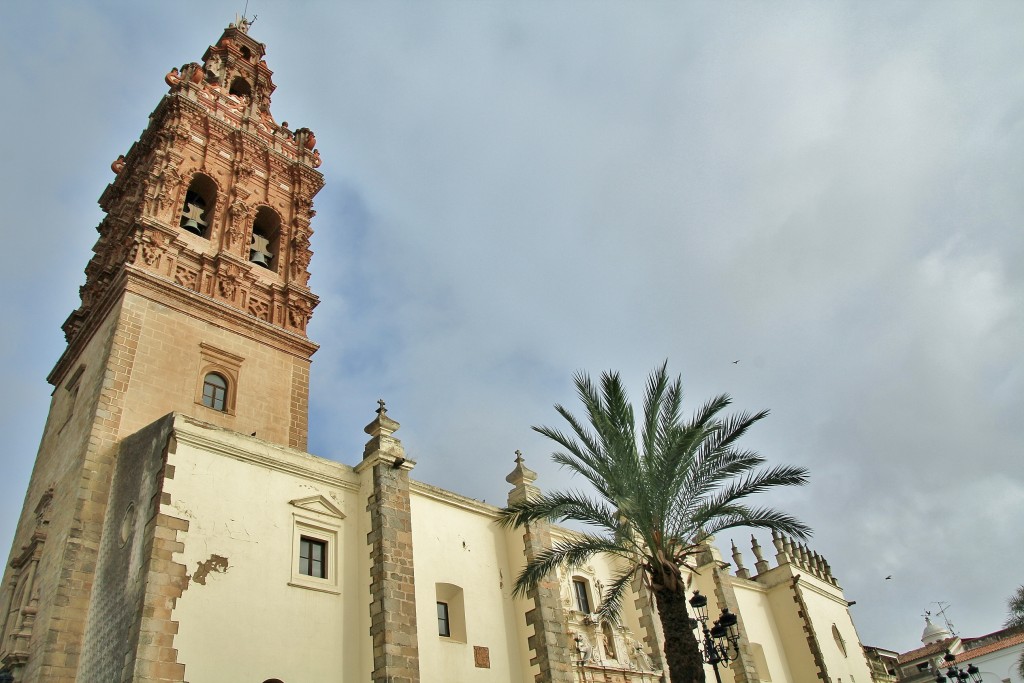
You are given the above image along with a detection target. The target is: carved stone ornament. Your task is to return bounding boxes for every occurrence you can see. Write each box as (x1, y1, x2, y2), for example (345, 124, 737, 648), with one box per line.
(286, 297, 312, 331)
(139, 230, 166, 267)
(247, 296, 270, 321)
(165, 67, 182, 89)
(174, 266, 198, 290)
(289, 232, 312, 283)
(216, 262, 244, 300)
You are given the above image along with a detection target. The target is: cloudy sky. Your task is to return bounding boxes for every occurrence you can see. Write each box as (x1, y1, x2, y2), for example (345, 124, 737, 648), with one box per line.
(1, 0, 1021, 654)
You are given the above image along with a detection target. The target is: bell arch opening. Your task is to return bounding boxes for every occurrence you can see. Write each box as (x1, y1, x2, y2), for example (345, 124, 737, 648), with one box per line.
(229, 76, 252, 100)
(180, 174, 217, 238)
(249, 206, 281, 273)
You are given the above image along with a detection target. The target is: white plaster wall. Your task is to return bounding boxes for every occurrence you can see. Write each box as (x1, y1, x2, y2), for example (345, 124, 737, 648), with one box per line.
(764, 577, 821, 682)
(732, 580, 796, 682)
(165, 422, 365, 683)
(797, 576, 874, 683)
(410, 485, 529, 683)
(499, 512, 536, 679)
(964, 642, 1024, 683)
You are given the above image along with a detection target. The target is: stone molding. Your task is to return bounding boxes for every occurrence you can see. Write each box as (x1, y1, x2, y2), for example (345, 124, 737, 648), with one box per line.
(50, 264, 318, 388)
(169, 415, 360, 492)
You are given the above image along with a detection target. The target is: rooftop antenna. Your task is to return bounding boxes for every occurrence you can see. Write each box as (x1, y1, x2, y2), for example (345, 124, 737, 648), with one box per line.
(933, 601, 957, 635)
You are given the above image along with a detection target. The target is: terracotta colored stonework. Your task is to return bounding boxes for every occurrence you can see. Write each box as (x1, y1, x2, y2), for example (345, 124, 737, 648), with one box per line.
(0, 20, 322, 683)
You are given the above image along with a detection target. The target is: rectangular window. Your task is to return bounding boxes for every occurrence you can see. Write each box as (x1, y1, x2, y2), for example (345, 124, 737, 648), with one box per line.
(299, 537, 327, 578)
(437, 601, 451, 637)
(573, 579, 591, 613)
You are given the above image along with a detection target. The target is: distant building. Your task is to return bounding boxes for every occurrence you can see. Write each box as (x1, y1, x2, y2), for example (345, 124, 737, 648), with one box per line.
(0, 20, 874, 683)
(863, 645, 900, 683)
(895, 617, 1024, 683)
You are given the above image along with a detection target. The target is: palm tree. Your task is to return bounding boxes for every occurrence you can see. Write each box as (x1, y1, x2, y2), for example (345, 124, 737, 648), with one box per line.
(1006, 585, 1024, 677)
(497, 363, 811, 683)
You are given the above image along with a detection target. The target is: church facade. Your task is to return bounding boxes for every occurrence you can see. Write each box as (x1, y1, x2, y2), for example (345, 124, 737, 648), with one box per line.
(0, 22, 873, 683)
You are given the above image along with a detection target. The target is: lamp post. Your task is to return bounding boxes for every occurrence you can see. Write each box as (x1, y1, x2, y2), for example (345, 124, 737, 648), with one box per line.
(933, 651, 982, 683)
(689, 590, 742, 683)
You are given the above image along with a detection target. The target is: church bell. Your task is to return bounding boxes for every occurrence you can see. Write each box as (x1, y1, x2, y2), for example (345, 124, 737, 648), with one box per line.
(180, 191, 208, 236)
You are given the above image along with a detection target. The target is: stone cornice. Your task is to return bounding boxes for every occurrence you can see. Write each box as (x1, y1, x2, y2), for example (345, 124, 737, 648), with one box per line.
(50, 264, 318, 387)
(169, 414, 359, 492)
(409, 480, 500, 518)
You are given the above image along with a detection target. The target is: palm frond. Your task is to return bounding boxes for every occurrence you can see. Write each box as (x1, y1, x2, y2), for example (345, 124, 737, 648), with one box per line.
(640, 361, 672, 464)
(694, 505, 812, 541)
(496, 491, 620, 532)
(511, 535, 631, 598)
(596, 567, 642, 622)
(697, 465, 810, 514)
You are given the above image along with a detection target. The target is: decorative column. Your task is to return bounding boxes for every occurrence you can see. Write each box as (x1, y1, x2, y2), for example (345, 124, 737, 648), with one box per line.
(505, 452, 574, 683)
(355, 401, 420, 683)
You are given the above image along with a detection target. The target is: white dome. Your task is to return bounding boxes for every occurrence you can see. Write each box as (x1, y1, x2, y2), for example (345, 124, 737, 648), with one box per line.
(921, 617, 952, 645)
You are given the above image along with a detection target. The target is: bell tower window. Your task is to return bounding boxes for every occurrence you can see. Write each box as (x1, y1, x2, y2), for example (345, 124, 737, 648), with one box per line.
(201, 373, 228, 411)
(229, 76, 252, 99)
(250, 207, 281, 272)
(180, 174, 217, 238)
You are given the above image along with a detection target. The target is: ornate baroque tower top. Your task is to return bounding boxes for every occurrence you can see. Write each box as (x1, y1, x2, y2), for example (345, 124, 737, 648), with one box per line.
(55, 19, 324, 385)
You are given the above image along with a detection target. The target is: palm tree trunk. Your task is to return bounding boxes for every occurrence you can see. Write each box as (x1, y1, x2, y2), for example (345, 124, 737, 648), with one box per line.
(654, 585, 706, 683)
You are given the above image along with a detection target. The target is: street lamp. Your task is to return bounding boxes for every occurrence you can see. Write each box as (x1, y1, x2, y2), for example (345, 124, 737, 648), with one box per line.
(934, 651, 982, 683)
(689, 590, 742, 683)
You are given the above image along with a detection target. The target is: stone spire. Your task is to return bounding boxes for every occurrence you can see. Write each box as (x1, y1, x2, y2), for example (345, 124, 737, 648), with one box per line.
(731, 540, 750, 580)
(751, 535, 770, 574)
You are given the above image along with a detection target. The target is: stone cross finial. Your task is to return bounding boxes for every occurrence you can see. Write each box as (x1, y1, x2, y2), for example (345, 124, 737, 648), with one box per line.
(362, 398, 402, 459)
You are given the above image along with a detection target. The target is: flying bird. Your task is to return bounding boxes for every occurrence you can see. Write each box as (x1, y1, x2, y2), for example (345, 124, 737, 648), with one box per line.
(885, 575, 892, 580)
(732, 360, 740, 364)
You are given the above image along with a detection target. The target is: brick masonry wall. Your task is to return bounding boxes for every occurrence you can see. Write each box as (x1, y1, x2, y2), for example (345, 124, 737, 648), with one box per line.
(631, 575, 665, 672)
(77, 416, 175, 681)
(115, 291, 310, 450)
(520, 523, 574, 683)
(366, 462, 420, 683)
(0, 303, 127, 682)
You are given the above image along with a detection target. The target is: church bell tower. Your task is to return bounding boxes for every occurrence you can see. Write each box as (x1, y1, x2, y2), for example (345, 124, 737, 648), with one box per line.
(0, 19, 323, 682)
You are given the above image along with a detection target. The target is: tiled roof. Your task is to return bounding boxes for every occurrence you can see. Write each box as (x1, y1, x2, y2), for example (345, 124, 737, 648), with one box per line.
(954, 631, 1024, 663)
(898, 637, 958, 663)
